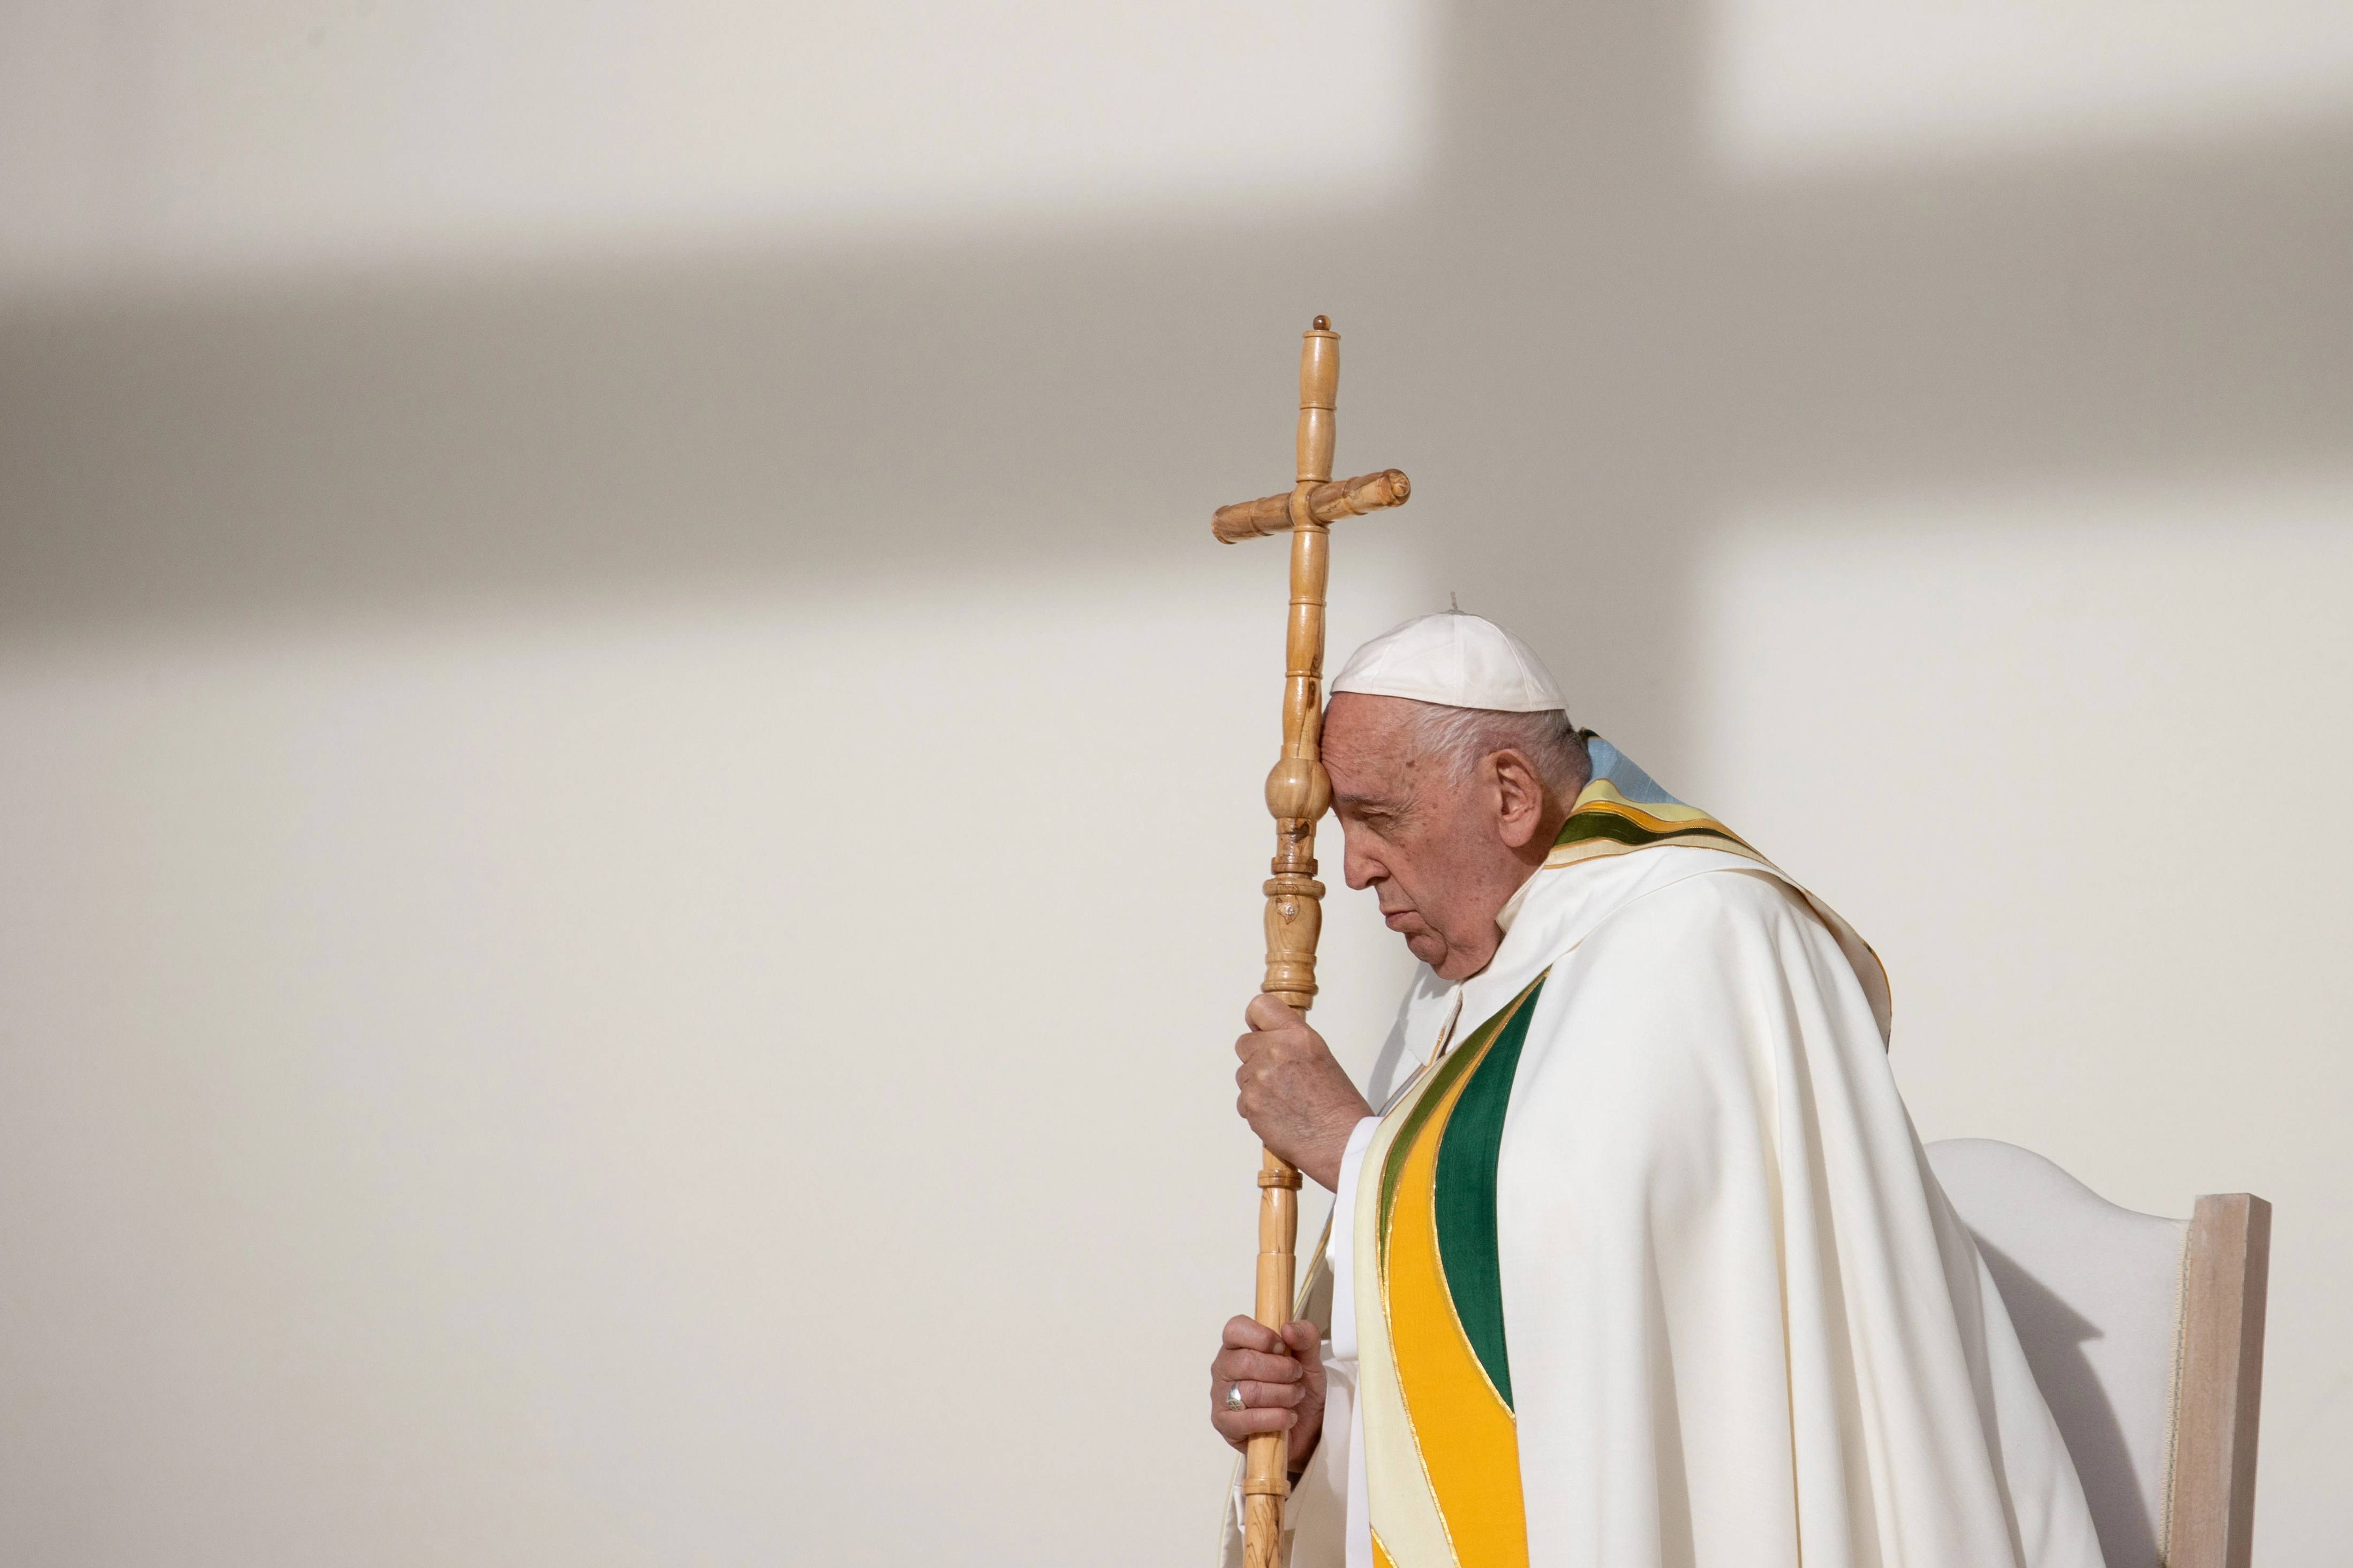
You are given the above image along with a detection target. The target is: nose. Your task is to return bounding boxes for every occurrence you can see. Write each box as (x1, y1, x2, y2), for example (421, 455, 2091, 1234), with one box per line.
(1339, 822, 1381, 892)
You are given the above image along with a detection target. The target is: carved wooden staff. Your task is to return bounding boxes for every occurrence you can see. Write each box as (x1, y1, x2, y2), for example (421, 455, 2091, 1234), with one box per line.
(1211, 316, 1411, 1568)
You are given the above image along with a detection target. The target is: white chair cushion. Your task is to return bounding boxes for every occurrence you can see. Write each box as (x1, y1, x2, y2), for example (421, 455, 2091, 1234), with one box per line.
(1927, 1138, 2188, 1568)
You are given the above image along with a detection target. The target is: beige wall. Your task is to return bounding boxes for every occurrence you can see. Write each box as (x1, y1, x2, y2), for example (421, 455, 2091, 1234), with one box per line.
(2, 2, 2348, 1563)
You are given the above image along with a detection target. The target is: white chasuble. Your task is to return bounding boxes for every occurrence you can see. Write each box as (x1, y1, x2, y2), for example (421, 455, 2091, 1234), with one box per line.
(1221, 767, 2103, 1568)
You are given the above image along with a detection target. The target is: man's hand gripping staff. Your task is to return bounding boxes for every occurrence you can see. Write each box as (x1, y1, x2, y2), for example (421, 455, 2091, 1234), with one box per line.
(1212, 997, 1370, 1474)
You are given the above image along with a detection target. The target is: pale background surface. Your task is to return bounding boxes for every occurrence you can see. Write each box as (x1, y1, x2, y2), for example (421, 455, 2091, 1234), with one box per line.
(2, 2, 2348, 1563)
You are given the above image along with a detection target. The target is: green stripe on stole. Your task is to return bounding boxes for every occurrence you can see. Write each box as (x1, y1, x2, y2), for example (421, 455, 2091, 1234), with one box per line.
(1366, 973, 1548, 1568)
(1375, 1012, 1490, 1269)
(1431, 978, 1543, 1409)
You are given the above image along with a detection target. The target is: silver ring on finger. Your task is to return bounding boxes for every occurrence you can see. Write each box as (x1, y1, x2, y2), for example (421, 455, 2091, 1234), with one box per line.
(1224, 1381, 1246, 1412)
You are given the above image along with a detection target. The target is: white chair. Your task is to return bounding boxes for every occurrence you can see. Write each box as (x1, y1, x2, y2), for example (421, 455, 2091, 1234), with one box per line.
(1925, 1139, 2271, 1568)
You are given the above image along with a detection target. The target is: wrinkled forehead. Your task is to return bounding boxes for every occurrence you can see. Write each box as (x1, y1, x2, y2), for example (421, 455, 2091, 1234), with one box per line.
(1321, 693, 1429, 803)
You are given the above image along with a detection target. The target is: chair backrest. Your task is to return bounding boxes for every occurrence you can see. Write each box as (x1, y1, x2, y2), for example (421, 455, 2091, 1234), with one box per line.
(1925, 1139, 2270, 1568)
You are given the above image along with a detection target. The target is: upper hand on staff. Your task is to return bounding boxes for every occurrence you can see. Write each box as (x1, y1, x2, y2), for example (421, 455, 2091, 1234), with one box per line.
(1235, 994, 1372, 1192)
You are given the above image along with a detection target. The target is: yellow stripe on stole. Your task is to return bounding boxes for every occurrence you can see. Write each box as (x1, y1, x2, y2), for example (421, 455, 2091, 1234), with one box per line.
(1358, 1074, 1454, 1567)
(1381, 1033, 1529, 1568)
(1571, 789, 1719, 829)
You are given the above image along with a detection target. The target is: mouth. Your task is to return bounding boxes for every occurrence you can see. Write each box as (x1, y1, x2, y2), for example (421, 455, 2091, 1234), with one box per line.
(1382, 909, 1419, 932)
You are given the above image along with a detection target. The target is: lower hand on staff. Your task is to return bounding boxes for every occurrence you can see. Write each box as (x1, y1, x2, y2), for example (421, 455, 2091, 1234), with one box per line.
(1235, 995, 1373, 1191)
(1210, 1316, 1327, 1466)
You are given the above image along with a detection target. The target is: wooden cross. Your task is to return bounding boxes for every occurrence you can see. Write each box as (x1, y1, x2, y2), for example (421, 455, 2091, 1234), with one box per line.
(1209, 315, 1411, 1568)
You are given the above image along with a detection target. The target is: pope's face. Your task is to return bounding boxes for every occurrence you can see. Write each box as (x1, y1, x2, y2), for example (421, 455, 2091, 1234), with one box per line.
(1320, 692, 1535, 982)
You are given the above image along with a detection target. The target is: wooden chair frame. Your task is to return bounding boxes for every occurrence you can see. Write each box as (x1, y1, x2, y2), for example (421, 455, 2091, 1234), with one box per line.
(2165, 1193, 2271, 1568)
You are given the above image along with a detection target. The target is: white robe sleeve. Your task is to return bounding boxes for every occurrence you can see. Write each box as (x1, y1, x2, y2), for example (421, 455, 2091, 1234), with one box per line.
(1498, 869, 2103, 1568)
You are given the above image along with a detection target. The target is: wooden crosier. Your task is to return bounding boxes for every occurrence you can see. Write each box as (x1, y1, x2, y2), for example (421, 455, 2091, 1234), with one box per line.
(1211, 316, 1411, 1568)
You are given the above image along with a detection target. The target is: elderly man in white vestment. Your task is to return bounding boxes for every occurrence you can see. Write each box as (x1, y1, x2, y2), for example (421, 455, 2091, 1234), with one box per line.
(1208, 612, 2103, 1568)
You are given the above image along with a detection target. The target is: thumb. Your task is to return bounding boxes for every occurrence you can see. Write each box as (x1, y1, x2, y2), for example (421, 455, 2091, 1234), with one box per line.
(1245, 993, 1302, 1032)
(1283, 1320, 1326, 1389)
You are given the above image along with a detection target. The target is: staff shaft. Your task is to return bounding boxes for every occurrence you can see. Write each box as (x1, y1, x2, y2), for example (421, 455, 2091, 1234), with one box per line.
(1241, 321, 1341, 1568)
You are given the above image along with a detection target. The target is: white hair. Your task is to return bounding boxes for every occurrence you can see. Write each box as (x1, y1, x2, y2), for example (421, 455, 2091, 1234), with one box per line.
(1405, 703, 1592, 798)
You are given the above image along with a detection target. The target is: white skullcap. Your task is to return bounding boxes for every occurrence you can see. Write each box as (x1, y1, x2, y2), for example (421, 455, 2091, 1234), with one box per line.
(1330, 611, 1567, 714)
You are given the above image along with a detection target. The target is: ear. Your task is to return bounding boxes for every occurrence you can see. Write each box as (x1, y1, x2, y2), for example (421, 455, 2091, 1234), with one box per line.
(1489, 749, 1546, 849)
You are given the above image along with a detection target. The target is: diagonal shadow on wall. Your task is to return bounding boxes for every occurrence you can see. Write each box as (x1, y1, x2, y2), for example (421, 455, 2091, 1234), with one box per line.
(3, 0, 2351, 775)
